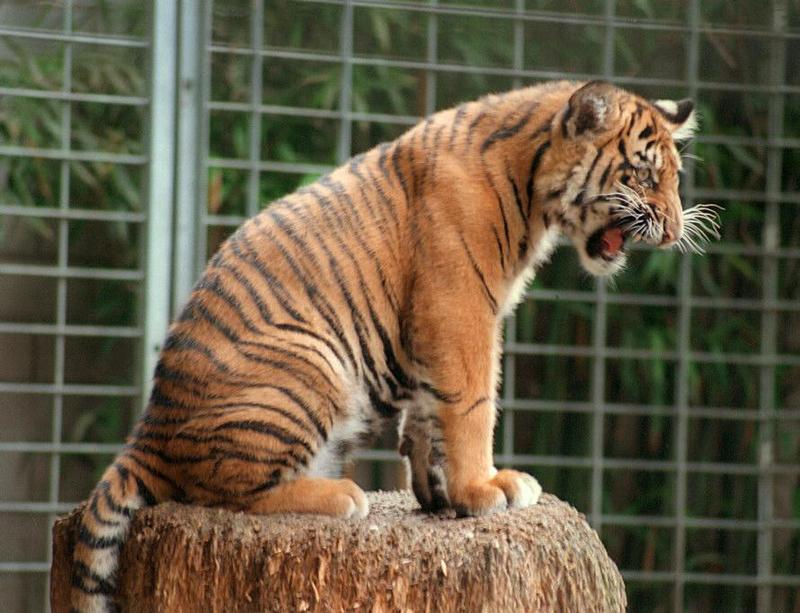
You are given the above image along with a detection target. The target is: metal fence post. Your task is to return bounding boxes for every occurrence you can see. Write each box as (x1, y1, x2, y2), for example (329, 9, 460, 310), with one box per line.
(673, 1, 701, 609)
(173, 0, 207, 314)
(757, 1, 787, 610)
(141, 0, 178, 409)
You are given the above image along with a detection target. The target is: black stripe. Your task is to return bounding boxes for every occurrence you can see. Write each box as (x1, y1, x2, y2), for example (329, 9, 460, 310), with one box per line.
(369, 386, 400, 418)
(189, 299, 338, 402)
(348, 161, 403, 278)
(262, 384, 329, 440)
(214, 419, 316, 449)
(492, 226, 506, 273)
(77, 523, 124, 549)
(575, 147, 604, 205)
(128, 439, 208, 463)
(256, 212, 359, 371)
(88, 489, 121, 528)
(221, 230, 349, 366)
(517, 234, 529, 262)
(363, 293, 417, 397)
(289, 191, 415, 409)
(390, 141, 411, 204)
(130, 433, 304, 472)
(507, 172, 526, 224)
(72, 561, 116, 595)
(195, 273, 260, 334)
(189, 470, 282, 500)
(474, 170, 514, 273)
(141, 396, 199, 423)
(208, 401, 317, 435)
(458, 234, 498, 315)
(190, 300, 244, 343)
(212, 259, 274, 325)
(124, 451, 184, 498)
(480, 102, 538, 152)
(464, 111, 488, 151)
(285, 193, 383, 388)
(156, 430, 307, 468)
(623, 111, 637, 137)
(242, 354, 337, 426)
(100, 480, 135, 518)
(228, 229, 308, 324)
(244, 341, 338, 392)
(71, 575, 116, 596)
(525, 140, 551, 215)
(417, 121, 433, 189)
(133, 474, 157, 506)
(272, 322, 346, 371)
(317, 176, 400, 312)
(599, 159, 614, 188)
(462, 396, 489, 415)
(618, 139, 635, 168)
(448, 104, 468, 149)
(377, 142, 392, 182)
(561, 102, 574, 137)
(419, 381, 460, 404)
(150, 364, 233, 399)
(147, 386, 192, 410)
(349, 152, 366, 171)
(242, 474, 282, 496)
(162, 333, 233, 375)
(496, 189, 513, 263)
(406, 136, 419, 196)
(363, 164, 401, 229)
(429, 123, 445, 178)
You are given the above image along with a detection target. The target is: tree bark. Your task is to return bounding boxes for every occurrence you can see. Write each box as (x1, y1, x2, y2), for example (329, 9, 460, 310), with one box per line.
(51, 491, 626, 612)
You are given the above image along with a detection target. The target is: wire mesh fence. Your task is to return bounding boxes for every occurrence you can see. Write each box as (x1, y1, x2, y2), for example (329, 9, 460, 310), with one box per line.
(0, 1, 798, 612)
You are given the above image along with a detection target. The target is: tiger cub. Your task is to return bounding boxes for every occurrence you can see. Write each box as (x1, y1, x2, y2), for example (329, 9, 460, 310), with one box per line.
(71, 80, 714, 612)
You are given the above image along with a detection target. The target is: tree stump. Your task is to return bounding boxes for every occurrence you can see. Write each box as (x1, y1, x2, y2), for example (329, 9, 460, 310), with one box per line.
(51, 491, 626, 612)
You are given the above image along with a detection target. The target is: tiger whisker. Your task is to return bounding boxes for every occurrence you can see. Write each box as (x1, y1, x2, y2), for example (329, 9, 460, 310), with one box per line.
(594, 190, 722, 251)
(675, 202, 722, 253)
(604, 183, 663, 242)
(681, 152, 704, 163)
(677, 141, 703, 164)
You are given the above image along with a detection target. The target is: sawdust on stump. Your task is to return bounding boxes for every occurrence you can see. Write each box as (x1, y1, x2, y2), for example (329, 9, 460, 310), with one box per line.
(51, 491, 626, 612)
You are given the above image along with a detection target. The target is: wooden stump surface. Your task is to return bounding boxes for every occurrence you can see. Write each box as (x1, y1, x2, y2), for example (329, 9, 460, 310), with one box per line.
(52, 491, 626, 612)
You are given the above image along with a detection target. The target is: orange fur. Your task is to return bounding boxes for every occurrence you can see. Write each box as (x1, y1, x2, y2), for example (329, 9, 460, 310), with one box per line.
(69, 80, 696, 612)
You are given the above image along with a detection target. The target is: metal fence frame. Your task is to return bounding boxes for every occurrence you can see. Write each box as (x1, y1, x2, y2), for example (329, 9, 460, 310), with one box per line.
(1, 1, 798, 611)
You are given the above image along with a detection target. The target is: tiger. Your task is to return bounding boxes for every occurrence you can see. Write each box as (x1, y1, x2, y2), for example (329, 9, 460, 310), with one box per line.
(69, 80, 717, 612)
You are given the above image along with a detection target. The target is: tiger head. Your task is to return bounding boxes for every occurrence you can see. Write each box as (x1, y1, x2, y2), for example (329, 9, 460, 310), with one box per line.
(544, 81, 717, 277)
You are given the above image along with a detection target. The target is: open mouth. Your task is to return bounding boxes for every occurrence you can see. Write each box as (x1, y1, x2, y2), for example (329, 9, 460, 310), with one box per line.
(586, 223, 629, 261)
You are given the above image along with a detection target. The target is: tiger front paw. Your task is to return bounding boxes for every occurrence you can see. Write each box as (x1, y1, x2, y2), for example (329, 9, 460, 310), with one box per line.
(452, 469, 542, 517)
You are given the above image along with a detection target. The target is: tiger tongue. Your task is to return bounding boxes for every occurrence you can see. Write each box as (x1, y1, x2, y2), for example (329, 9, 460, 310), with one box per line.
(602, 227, 624, 255)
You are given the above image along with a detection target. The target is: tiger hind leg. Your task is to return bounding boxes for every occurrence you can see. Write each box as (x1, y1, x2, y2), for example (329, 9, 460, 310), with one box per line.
(242, 476, 369, 518)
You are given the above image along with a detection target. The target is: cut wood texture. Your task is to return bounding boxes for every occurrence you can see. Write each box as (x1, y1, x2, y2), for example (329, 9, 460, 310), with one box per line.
(51, 491, 626, 612)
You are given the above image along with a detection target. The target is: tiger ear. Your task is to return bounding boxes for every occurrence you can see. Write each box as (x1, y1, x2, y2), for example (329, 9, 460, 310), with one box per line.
(563, 80, 619, 138)
(653, 99, 697, 141)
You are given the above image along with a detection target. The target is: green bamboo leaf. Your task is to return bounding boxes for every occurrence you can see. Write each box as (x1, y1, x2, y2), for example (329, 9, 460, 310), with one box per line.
(371, 11, 392, 51)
